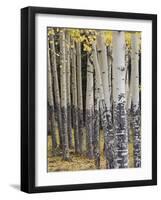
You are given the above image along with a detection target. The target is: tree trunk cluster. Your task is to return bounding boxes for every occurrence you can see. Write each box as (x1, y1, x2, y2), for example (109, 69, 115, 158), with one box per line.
(48, 28, 141, 169)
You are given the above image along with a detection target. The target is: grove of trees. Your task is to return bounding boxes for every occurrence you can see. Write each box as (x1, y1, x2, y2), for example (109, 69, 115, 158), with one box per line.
(48, 27, 141, 170)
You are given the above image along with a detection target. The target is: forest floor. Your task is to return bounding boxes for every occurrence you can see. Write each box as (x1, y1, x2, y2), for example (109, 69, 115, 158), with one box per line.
(48, 130, 134, 172)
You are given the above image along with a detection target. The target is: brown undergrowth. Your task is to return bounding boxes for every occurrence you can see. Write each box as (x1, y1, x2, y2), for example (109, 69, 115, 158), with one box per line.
(48, 130, 134, 172)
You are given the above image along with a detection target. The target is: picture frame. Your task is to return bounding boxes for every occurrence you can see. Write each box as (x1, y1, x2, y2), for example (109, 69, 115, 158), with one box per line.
(21, 6, 157, 193)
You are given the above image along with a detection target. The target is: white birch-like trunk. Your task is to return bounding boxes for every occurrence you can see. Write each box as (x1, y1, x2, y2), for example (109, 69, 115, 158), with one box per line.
(76, 41, 84, 153)
(112, 31, 128, 168)
(125, 44, 132, 143)
(97, 33, 116, 168)
(127, 48, 133, 143)
(59, 29, 70, 160)
(66, 31, 73, 148)
(92, 41, 117, 168)
(97, 32, 111, 109)
(107, 44, 112, 102)
(93, 64, 100, 168)
(71, 39, 80, 154)
(127, 68, 132, 112)
(48, 47, 57, 152)
(86, 54, 94, 159)
(131, 33, 141, 167)
(125, 44, 130, 103)
(48, 32, 63, 147)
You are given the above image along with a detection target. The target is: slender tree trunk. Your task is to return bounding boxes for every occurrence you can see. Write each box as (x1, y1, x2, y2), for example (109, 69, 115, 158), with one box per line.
(76, 41, 84, 153)
(66, 31, 73, 148)
(93, 68, 100, 168)
(107, 44, 112, 103)
(127, 67, 132, 112)
(48, 48, 57, 152)
(96, 34, 117, 169)
(47, 108, 51, 135)
(97, 32, 111, 110)
(48, 32, 63, 147)
(71, 39, 80, 154)
(112, 31, 128, 168)
(131, 33, 141, 167)
(125, 45, 132, 143)
(86, 54, 94, 159)
(125, 44, 130, 103)
(59, 29, 70, 160)
(127, 47, 133, 144)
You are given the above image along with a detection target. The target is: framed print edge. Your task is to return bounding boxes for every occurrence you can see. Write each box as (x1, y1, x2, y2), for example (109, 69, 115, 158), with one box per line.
(21, 6, 157, 193)
(21, 7, 30, 193)
(21, 7, 36, 193)
(152, 14, 157, 186)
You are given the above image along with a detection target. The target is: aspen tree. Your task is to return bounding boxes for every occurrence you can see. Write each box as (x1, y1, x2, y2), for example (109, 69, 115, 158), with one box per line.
(48, 48, 57, 152)
(76, 41, 84, 153)
(59, 29, 70, 160)
(86, 54, 94, 159)
(93, 64, 100, 168)
(48, 30, 63, 147)
(112, 31, 128, 168)
(71, 39, 80, 154)
(131, 33, 141, 167)
(93, 41, 117, 168)
(96, 32, 117, 168)
(66, 31, 73, 148)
